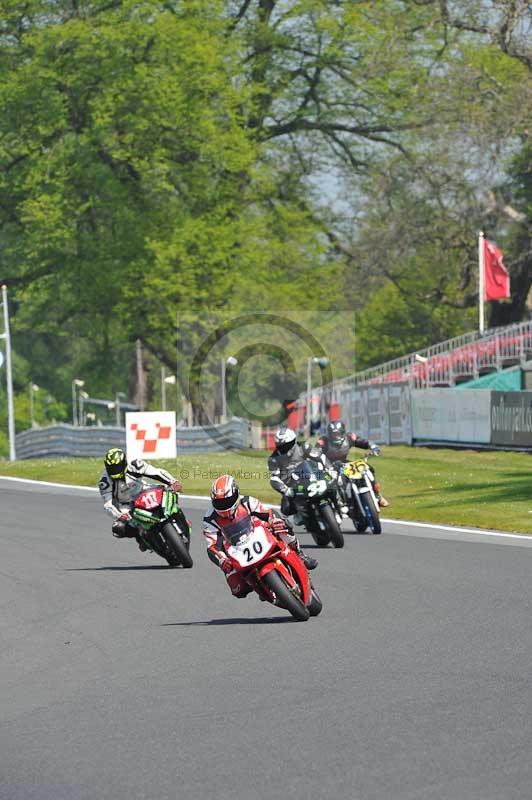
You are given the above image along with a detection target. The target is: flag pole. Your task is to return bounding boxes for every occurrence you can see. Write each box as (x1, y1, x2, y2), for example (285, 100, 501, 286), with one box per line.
(478, 231, 485, 334)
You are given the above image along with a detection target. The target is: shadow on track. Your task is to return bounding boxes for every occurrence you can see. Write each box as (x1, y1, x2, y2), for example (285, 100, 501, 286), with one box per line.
(65, 565, 174, 571)
(162, 617, 297, 626)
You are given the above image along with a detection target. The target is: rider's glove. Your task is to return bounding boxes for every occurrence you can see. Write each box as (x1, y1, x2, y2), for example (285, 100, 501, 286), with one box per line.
(118, 511, 131, 523)
(368, 442, 381, 456)
(284, 487, 294, 498)
(219, 557, 233, 574)
(271, 517, 288, 536)
(168, 480, 182, 493)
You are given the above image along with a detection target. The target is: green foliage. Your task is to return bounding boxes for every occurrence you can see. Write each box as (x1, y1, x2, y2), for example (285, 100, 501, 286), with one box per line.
(0, 0, 531, 429)
(355, 279, 475, 369)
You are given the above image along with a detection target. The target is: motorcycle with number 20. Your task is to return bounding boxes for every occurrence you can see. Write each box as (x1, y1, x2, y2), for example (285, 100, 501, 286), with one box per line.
(131, 486, 193, 568)
(222, 514, 322, 622)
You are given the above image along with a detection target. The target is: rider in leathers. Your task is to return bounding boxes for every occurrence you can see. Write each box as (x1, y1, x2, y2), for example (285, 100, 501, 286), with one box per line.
(99, 447, 182, 550)
(317, 420, 388, 507)
(268, 426, 309, 517)
(203, 474, 317, 597)
(269, 426, 343, 518)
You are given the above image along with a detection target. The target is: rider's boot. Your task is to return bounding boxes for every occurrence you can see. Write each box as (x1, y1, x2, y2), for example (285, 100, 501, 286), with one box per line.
(374, 482, 389, 508)
(290, 538, 318, 571)
(279, 518, 318, 570)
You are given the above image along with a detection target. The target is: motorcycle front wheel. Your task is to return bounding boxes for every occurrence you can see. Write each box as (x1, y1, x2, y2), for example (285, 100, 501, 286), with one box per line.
(349, 502, 368, 533)
(307, 587, 323, 617)
(161, 522, 193, 568)
(308, 525, 331, 547)
(319, 504, 344, 548)
(262, 570, 310, 621)
(360, 494, 382, 535)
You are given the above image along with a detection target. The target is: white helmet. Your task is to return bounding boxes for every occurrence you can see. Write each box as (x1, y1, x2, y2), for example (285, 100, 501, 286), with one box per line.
(274, 426, 297, 455)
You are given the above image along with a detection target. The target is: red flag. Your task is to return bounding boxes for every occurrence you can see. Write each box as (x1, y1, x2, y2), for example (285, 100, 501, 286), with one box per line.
(484, 239, 510, 301)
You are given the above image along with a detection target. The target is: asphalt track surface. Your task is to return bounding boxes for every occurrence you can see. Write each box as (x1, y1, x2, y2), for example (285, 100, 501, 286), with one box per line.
(2, 478, 532, 800)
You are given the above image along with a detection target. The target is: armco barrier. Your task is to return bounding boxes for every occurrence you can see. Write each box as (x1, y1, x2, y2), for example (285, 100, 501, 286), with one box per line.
(15, 418, 250, 460)
(411, 389, 491, 444)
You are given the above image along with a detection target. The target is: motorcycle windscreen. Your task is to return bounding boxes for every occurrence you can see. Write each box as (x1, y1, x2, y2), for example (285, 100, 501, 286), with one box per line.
(223, 514, 253, 545)
(291, 460, 322, 483)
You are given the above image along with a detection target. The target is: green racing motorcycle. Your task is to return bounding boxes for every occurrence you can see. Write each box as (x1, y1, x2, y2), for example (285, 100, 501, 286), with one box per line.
(131, 485, 193, 568)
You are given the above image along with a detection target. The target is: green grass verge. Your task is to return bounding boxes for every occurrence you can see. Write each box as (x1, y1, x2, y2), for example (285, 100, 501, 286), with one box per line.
(0, 446, 531, 533)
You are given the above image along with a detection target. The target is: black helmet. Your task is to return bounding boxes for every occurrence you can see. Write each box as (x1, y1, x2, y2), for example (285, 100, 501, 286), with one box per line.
(104, 447, 127, 480)
(327, 420, 346, 446)
(274, 426, 297, 455)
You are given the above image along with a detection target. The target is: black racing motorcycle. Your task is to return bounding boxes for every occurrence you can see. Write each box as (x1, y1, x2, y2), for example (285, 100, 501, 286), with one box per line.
(131, 486, 193, 567)
(289, 459, 344, 548)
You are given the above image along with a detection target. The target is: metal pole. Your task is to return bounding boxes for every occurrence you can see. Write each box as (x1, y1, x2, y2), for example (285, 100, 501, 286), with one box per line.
(479, 231, 485, 334)
(115, 396, 120, 427)
(72, 380, 78, 426)
(79, 392, 84, 427)
(161, 366, 166, 411)
(29, 382, 34, 428)
(176, 309, 182, 424)
(136, 338, 146, 411)
(1, 285, 16, 460)
(305, 357, 312, 439)
(221, 358, 227, 422)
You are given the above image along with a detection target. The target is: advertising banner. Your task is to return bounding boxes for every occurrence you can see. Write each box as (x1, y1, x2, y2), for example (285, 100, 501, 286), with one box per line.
(388, 384, 412, 444)
(353, 388, 370, 441)
(491, 392, 532, 446)
(125, 411, 177, 460)
(368, 387, 389, 443)
(412, 389, 491, 443)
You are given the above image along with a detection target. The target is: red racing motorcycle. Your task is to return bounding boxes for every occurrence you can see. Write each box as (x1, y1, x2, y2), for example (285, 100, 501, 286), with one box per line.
(222, 514, 322, 621)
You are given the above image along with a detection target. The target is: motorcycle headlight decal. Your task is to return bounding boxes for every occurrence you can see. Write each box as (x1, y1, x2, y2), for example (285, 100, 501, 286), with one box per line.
(163, 491, 177, 517)
(132, 508, 158, 527)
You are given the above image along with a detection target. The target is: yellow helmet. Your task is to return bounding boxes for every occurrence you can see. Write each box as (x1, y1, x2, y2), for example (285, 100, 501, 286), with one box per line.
(104, 447, 127, 480)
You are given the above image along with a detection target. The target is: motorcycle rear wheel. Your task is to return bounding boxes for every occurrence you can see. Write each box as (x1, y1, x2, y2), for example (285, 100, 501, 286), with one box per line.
(319, 504, 344, 548)
(262, 570, 310, 621)
(161, 522, 193, 568)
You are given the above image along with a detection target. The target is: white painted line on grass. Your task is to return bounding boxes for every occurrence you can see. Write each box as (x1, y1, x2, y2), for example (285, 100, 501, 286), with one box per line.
(1, 474, 530, 541)
(381, 516, 532, 541)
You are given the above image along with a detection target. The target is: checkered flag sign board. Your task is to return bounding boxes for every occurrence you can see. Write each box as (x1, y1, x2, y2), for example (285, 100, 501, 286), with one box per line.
(125, 412, 177, 460)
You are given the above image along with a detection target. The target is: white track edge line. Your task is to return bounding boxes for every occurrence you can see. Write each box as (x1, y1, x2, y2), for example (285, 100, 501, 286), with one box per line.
(1, 474, 530, 540)
(380, 517, 532, 540)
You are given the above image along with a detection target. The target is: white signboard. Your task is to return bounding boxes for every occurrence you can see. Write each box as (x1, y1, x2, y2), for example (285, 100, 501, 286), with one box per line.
(126, 411, 177, 460)
(412, 389, 491, 444)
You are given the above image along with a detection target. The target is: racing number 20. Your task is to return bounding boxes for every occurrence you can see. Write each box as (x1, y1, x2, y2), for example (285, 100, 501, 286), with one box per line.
(244, 541, 263, 562)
